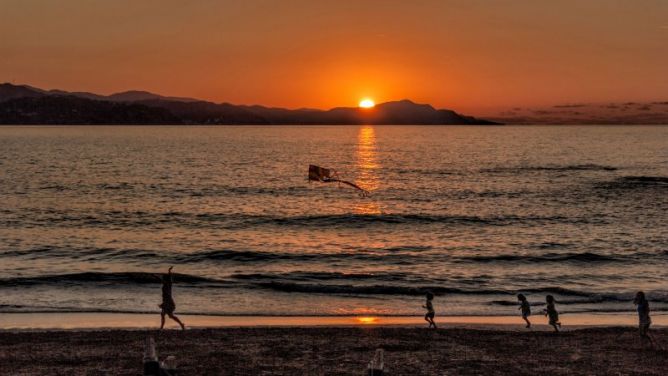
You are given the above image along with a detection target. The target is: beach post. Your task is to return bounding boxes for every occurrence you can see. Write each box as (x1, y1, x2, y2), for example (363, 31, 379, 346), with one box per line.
(143, 335, 177, 376)
(143, 336, 160, 376)
(367, 348, 385, 376)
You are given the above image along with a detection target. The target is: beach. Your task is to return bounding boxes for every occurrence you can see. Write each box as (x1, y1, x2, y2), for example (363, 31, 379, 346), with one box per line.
(4, 1, 668, 375)
(1, 324, 666, 375)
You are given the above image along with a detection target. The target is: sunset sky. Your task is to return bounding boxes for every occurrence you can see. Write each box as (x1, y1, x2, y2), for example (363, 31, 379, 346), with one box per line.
(1, 0, 667, 113)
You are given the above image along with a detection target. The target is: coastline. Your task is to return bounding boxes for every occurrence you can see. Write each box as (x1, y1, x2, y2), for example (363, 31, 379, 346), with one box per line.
(1, 312, 666, 331)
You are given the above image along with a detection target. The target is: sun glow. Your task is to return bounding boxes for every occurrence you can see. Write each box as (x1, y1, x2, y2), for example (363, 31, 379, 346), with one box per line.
(355, 316, 379, 324)
(359, 98, 375, 108)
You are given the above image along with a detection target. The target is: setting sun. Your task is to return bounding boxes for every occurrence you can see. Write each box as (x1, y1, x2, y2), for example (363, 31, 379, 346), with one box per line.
(359, 99, 375, 108)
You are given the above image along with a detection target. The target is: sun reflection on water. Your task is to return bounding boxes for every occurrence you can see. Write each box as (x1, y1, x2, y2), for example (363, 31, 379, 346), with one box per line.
(355, 316, 380, 325)
(356, 125, 379, 190)
(354, 125, 381, 214)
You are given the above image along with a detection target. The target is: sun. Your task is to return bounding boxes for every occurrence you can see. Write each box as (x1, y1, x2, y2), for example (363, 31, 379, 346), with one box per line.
(359, 98, 375, 108)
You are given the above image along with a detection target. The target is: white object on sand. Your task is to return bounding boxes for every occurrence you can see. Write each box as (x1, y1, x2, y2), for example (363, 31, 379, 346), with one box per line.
(367, 348, 385, 376)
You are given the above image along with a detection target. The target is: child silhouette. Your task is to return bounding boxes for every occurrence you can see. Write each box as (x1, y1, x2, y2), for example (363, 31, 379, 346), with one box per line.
(543, 295, 561, 332)
(156, 266, 185, 330)
(517, 294, 531, 328)
(423, 292, 437, 329)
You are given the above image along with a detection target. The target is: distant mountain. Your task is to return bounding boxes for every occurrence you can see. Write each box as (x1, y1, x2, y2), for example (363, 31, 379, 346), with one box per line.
(106, 90, 200, 103)
(0, 83, 499, 125)
(0, 95, 180, 125)
(0, 83, 44, 101)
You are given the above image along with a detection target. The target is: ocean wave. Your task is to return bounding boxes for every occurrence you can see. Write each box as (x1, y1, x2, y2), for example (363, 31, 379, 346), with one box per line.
(231, 271, 417, 283)
(533, 242, 572, 249)
(175, 249, 411, 264)
(597, 176, 668, 190)
(0, 246, 423, 266)
(249, 282, 604, 297)
(480, 164, 617, 174)
(175, 249, 302, 263)
(617, 176, 668, 186)
(0, 210, 594, 229)
(252, 282, 497, 296)
(195, 213, 598, 228)
(3, 273, 667, 307)
(0, 246, 163, 261)
(35, 182, 312, 198)
(393, 164, 617, 176)
(4, 246, 663, 268)
(391, 168, 462, 176)
(0, 272, 222, 287)
(457, 252, 623, 264)
(252, 283, 668, 304)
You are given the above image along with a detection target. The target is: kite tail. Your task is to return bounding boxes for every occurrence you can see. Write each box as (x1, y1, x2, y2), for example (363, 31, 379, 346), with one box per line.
(329, 179, 369, 196)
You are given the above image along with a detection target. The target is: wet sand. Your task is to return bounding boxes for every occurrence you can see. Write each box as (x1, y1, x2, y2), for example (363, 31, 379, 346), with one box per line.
(2, 312, 667, 330)
(1, 326, 666, 375)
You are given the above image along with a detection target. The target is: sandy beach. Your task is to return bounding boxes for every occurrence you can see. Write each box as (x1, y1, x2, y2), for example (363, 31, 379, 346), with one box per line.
(1, 323, 666, 375)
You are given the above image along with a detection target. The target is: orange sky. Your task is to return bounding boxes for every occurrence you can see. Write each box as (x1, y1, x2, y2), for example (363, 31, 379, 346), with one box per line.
(1, 0, 667, 114)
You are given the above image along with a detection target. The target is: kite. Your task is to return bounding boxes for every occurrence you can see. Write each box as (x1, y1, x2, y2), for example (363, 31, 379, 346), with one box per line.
(308, 164, 369, 196)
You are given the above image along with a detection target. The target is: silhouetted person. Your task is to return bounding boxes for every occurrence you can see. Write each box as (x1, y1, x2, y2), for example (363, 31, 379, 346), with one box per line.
(423, 292, 437, 329)
(157, 266, 185, 330)
(543, 295, 561, 332)
(517, 294, 531, 328)
(634, 291, 655, 347)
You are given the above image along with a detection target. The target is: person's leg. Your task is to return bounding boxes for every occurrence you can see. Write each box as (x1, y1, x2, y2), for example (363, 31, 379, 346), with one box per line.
(160, 312, 166, 330)
(644, 334, 655, 347)
(169, 313, 186, 330)
(639, 324, 647, 346)
(641, 324, 656, 347)
(522, 316, 530, 328)
(424, 314, 430, 326)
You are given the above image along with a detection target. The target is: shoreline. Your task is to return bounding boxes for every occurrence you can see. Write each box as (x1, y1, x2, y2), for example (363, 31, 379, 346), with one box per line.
(1, 311, 665, 331)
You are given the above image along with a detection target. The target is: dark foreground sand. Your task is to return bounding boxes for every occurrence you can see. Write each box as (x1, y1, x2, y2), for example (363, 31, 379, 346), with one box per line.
(1, 327, 666, 375)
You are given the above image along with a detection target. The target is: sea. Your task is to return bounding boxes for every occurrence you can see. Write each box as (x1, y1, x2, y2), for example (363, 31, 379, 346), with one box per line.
(0, 125, 666, 317)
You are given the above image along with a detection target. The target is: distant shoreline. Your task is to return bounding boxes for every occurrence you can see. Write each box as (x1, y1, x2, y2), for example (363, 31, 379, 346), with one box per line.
(0, 84, 500, 125)
(0, 123, 504, 126)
